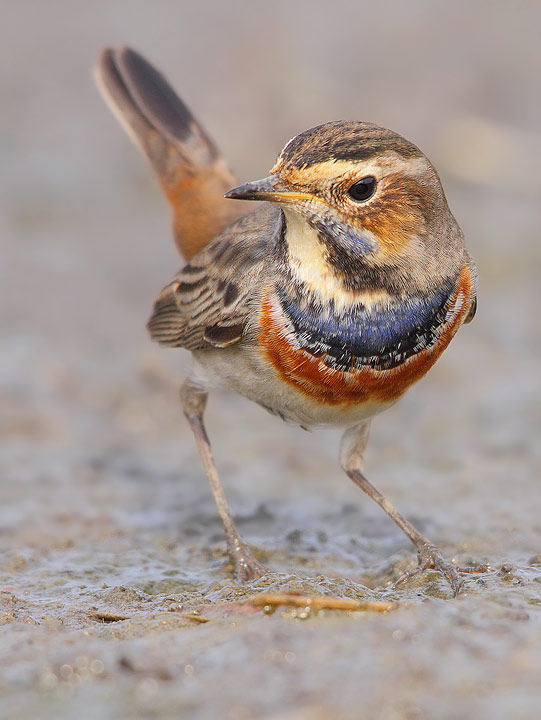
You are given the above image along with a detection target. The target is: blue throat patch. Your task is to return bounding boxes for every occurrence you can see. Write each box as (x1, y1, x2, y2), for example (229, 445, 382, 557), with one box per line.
(277, 280, 455, 371)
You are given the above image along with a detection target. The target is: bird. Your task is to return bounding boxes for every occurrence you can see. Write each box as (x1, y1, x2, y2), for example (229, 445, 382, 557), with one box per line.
(95, 47, 479, 594)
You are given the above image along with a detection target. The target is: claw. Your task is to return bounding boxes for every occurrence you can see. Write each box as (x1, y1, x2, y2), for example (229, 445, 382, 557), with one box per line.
(394, 543, 486, 596)
(419, 542, 463, 595)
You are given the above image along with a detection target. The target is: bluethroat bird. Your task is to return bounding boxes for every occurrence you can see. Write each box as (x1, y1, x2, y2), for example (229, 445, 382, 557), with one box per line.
(96, 48, 479, 594)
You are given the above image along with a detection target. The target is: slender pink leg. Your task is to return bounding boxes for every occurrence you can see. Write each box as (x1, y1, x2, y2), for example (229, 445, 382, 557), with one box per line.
(340, 423, 485, 595)
(180, 381, 267, 582)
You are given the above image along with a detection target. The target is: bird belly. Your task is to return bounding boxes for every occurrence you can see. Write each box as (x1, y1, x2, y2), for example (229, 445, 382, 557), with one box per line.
(191, 345, 392, 428)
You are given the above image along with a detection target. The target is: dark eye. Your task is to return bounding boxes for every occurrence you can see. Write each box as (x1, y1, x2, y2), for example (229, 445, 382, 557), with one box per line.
(347, 176, 377, 202)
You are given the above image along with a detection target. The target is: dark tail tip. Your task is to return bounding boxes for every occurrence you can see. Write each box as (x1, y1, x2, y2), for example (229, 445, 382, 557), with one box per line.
(116, 47, 217, 155)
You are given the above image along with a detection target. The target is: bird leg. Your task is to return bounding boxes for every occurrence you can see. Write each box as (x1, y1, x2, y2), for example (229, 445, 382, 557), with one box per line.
(180, 380, 267, 582)
(340, 422, 468, 595)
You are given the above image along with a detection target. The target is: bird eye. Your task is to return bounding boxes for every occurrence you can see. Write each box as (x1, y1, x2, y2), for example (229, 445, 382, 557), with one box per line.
(347, 176, 377, 202)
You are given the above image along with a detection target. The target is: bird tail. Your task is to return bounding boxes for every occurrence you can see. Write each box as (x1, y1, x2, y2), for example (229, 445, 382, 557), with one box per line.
(95, 47, 247, 261)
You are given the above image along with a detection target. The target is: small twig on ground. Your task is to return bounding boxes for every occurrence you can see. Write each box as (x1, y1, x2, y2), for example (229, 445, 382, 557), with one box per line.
(88, 611, 130, 623)
(247, 592, 398, 613)
(176, 612, 211, 623)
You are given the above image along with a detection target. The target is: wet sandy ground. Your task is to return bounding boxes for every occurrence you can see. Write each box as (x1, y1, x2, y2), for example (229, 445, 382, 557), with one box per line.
(2, 2, 541, 718)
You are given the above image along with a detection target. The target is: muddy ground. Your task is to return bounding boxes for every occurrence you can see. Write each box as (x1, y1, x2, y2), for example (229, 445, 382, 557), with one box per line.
(2, 2, 541, 718)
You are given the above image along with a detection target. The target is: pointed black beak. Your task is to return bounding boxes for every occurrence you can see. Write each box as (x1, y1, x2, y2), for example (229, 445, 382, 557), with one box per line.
(224, 174, 285, 201)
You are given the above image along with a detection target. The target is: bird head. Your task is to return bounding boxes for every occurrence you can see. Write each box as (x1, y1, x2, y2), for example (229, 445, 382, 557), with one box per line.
(225, 121, 468, 295)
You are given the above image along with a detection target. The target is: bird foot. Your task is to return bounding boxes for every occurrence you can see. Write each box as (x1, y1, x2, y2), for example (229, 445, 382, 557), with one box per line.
(394, 542, 485, 596)
(228, 537, 268, 583)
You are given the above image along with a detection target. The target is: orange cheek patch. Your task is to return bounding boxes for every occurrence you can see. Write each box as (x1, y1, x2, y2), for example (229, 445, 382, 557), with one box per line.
(357, 175, 430, 257)
(259, 266, 473, 406)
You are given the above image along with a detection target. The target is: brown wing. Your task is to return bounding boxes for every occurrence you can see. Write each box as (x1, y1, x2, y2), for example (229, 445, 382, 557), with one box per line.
(147, 206, 282, 350)
(95, 47, 251, 260)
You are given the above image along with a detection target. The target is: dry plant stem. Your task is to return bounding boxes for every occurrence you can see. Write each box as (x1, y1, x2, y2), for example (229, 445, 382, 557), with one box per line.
(249, 592, 397, 613)
(180, 380, 267, 582)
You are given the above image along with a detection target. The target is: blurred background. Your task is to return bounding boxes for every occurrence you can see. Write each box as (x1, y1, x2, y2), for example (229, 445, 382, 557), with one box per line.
(1, 2, 541, 719)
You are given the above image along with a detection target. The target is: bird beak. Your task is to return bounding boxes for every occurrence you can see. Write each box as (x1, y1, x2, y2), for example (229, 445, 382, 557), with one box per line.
(225, 174, 317, 204)
(225, 175, 286, 201)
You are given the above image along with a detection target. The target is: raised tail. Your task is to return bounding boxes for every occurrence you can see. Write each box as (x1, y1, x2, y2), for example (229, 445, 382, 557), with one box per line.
(95, 47, 248, 260)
